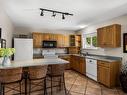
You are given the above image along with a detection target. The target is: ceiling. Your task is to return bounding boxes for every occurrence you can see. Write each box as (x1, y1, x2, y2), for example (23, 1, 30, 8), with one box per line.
(3, 0, 127, 31)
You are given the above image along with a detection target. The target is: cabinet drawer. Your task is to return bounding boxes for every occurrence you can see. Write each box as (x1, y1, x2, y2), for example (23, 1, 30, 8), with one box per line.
(98, 61, 110, 68)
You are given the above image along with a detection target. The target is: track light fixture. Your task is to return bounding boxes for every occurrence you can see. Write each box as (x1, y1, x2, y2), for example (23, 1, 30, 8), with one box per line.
(40, 8, 73, 20)
(62, 14, 65, 19)
(52, 11, 56, 17)
(40, 10, 44, 16)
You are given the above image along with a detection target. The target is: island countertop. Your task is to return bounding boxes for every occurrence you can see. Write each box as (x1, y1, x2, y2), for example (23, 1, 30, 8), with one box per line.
(0, 58, 69, 69)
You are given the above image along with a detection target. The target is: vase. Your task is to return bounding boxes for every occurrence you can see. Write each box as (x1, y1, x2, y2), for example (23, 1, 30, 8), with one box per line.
(2, 56, 11, 66)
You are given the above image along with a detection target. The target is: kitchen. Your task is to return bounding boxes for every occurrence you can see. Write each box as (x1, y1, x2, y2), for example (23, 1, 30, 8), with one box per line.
(0, 0, 127, 95)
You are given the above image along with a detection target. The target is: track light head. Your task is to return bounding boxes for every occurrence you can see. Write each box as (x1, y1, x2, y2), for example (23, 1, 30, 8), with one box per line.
(62, 14, 65, 20)
(40, 10, 44, 16)
(52, 11, 56, 17)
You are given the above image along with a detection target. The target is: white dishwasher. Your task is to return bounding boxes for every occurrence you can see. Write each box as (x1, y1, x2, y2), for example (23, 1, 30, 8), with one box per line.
(86, 58, 97, 81)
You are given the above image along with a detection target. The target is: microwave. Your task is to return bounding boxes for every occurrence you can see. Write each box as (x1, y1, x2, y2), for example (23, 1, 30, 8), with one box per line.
(42, 41, 57, 48)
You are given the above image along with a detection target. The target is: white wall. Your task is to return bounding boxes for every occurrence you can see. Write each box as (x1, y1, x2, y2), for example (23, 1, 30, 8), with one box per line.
(0, 1, 14, 47)
(79, 14, 127, 63)
(14, 27, 75, 35)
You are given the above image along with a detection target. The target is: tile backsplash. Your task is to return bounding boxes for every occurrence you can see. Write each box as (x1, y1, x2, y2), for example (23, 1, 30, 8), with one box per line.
(33, 48, 67, 55)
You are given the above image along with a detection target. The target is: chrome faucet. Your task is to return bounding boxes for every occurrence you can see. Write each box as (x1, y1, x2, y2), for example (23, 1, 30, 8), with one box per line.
(82, 52, 89, 56)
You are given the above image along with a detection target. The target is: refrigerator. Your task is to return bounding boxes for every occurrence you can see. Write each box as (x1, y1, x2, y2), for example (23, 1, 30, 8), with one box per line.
(14, 38, 33, 61)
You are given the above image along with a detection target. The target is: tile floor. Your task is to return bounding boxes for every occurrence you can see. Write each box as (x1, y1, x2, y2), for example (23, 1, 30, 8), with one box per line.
(64, 70, 127, 95)
(4, 70, 127, 95)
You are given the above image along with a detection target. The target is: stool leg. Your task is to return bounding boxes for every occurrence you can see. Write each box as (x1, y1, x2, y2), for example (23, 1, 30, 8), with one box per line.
(59, 76, 62, 91)
(63, 74, 67, 95)
(2, 85, 5, 95)
(19, 82, 22, 95)
(44, 78, 47, 95)
(51, 76, 53, 95)
(29, 80, 31, 95)
(0, 83, 2, 95)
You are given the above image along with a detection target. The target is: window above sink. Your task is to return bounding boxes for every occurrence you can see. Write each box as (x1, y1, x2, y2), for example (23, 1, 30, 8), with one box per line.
(83, 32, 98, 49)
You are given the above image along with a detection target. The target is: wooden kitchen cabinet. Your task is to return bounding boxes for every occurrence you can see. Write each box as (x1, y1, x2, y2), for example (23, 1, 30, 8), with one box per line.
(32, 32, 42, 48)
(43, 33, 50, 40)
(69, 35, 81, 47)
(70, 55, 77, 70)
(97, 24, 121, 48)
(79, 57, 86, 74)
(68, 47, 80, 54)
(63, 35, 69, 47)
(59, 55, 70, 70)
(98, 65, 110, 87)
(57, 34, 62, 47)
(97, 60, 120, 88)
(70, 55, 85, 74)
(32, 32, 70, 48)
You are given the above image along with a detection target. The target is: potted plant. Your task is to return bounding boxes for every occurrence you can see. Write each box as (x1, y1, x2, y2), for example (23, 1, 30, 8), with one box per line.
(0, 48, 15, 66)
(120, 62, 127, 93)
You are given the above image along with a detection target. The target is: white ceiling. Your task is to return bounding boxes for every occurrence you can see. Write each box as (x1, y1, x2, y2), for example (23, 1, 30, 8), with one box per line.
(3, 0, 127, 31)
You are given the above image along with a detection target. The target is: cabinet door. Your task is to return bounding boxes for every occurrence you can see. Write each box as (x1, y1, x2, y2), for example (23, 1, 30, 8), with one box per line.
(70, 55, 79, 71)
(59, 56, 70, 69)
(105, 26, 114, 47)
(70, 55, 75, 69)
(43, 33, 50, 40)
(97, 28, 106, 47)
(49, 34, 57, 41)
(97, 24, 121, 48)
(75, 56, 80, 71)
(79, 57, 85, 74)
(64, 35, 69, 47)
(57, 34, 63, 47)
(98, 66, 110, 87)
(33, 33, 42, 48)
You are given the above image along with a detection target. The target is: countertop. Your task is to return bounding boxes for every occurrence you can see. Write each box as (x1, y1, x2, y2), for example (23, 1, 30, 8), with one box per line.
(33, 53, 122, 62)
(0, 58, 69, 69)
(73, 54, 122, 62)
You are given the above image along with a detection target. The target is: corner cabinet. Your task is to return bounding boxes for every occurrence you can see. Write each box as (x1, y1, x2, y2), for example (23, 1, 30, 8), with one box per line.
(97, 60, 120, 88)
(97, 24, 121, 48)
(69, 35, 81, 47)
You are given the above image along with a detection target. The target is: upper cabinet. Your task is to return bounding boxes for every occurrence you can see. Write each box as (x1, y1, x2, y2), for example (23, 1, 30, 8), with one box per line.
(97, 24, 121, 48)
(69, 35, 81, 47)
(33, 32, 42, 48)
(32, 32, 69, 48)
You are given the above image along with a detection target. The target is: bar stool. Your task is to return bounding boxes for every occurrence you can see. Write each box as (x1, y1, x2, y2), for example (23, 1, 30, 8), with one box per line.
(47, 64, 67, 95)
(0, 68, 23, 95)
(28, 65, 48, 95)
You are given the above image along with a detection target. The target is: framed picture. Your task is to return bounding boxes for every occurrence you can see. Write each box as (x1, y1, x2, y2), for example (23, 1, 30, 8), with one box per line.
(123, 33, 127, 53)
(0, 39, 6, 48)
(0, 28, 1, 39)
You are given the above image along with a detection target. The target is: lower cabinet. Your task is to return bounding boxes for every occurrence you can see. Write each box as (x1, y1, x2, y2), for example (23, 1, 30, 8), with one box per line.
(59, 55, 70, 70)
(97, 60, 120, 88)
(60, 55, 120, 88)
(70, 55, 85, 74)
(79, 57, 86, 74)
(98, 65, 110, 87)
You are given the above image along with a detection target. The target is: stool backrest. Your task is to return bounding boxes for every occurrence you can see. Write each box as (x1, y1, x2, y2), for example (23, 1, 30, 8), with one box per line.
(0, 68, 22, 83)
(28, 65, 48, 79)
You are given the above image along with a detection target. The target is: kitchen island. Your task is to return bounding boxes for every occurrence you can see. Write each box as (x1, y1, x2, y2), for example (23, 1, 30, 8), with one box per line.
(0, 58, 69, 95)
(0, 58, 69, 69)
